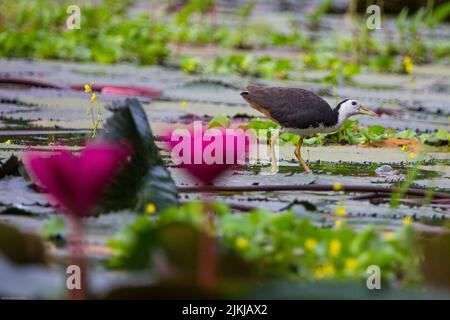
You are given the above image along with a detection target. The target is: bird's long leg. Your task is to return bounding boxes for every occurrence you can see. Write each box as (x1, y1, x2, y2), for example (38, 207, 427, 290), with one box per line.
(294, 137, 312, 173)
(270, 130, 281, 174)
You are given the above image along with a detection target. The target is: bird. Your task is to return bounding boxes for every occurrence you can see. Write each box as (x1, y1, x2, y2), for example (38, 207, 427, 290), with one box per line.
(241, 85, 377, 173)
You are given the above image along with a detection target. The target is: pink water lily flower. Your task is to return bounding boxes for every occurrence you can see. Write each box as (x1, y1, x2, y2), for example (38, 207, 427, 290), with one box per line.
(166, 123, 249, 184)
(24, 142, 131, 218)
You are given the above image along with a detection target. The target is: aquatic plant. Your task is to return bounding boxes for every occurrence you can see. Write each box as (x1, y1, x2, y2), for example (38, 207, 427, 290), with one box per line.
(24, 142, 131, 299)
(84, 84, 102, 137)
(165, 124, 248, 184)
(244, 118, 450, 147)
(108, 201, 420, 285)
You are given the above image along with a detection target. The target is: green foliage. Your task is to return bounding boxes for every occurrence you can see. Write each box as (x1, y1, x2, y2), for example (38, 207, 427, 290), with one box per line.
(425, 2, 450, 28)
(246, 119, 278, 131)
(2, 0, 448, 76)
(246, 118, 449, 147)
(360, 125, 386, 143)
(391, 129, 417, 139)
(174, 0, 215, 25)
(208, 115, 231, 128)
(307, 0, 333, 25)
(107, 201, 420, 284)
(205, 54, 293, 79)
(236, 1, 256, 19)
(419, 128, 450, 146)
(180, 56, 203, 74)
(325, 119, 363, 145)
(41, 216, 66, 239)
(246, 120, 310, 147)
(0, 0, 169, 65)
(370, 55, 396, 73)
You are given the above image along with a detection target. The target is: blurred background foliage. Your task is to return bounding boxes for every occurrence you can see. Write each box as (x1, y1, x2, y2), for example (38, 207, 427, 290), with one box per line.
(0, 0, 449, 84)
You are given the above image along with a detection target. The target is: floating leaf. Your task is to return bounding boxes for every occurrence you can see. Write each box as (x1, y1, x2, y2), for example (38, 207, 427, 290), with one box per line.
(41, 216, 66, 239)
(208, 115, 230, 128)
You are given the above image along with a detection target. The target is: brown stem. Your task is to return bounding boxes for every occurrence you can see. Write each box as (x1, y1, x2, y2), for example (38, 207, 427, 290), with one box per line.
(178, 184, 450, 199)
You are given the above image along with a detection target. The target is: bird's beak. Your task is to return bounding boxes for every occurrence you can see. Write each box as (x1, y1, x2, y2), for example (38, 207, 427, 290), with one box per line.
(359, 106, 377, 116)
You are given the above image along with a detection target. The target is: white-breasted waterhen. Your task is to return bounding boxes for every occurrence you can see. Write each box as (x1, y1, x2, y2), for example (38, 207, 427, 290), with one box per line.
(241, 85, 377, 173)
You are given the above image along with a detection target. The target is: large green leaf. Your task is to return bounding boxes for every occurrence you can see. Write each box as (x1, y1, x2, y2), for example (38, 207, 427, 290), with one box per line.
(100, 98, 178, 213)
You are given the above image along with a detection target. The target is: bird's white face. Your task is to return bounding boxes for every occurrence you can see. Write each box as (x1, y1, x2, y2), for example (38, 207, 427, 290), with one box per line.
(338, 99, 377, 118)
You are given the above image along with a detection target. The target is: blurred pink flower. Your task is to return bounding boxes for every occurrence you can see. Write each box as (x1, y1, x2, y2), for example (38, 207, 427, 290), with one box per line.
(166, 123, 249, 184)
(24, 142, 131, 218)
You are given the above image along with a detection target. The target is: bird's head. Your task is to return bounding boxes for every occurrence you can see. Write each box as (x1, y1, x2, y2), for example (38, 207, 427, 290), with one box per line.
(336, 99, 377, 118)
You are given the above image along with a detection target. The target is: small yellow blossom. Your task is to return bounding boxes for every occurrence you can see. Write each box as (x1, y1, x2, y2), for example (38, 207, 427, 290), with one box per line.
(90, 93, 97, 102)
(235, 237, 249, 250)
(409, 152, 415, 160)
(403, 56, 414, 74)
(332, 182, 343, 191)
(336, 206, 346, 217)
(329, 239, 341, 257)
(403, 216, 413, 226)
(181, 100, 187, 109)
(384, 232, 394, 242)
(335, 219, 343, 228)
(146, 203, 156, 215)
(401, 145, 408, 152)
(84, 84, 92, 93)
(345, 258, 358, 271)
(304, 238, 317, 251)
(314, 263, 335, 279)
(4, 140, 12, 145)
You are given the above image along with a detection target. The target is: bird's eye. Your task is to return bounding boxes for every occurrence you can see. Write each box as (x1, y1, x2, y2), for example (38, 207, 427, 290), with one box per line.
(351, 101, 357, 106)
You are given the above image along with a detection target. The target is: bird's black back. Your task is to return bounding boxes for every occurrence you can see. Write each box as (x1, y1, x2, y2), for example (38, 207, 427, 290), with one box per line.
(241, 86, 338, 129)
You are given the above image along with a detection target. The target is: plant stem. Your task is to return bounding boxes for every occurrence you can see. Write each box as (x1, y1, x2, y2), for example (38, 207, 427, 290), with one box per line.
(68, 217, 87, 300)
(198, 192, 217, 289)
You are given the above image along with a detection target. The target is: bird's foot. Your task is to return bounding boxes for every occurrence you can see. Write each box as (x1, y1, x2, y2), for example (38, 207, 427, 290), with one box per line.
(300, 163, 312, 174)
(302, 167, 312, 174)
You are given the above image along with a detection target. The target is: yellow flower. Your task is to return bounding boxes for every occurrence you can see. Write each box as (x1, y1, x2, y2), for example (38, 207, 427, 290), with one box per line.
(181, 100, 187, 109)
(409, 152, 415, 160)
(403, 216, 413, 226)
(314, 263, 335, 279)
(335, 219, 343, 228)
(84, 84, 92, 93)
(335, 206, 346, 217)
(403, 56, 413, 74)
(146, 203, 156, 215)
(345, 258, 358, 271)
(304, 238, 317, 251)
(329, 239, 341, 257)
(90, 93, 97, 102)
(332, 182, 343, 191)
(4, 140, 12, 145)
(384, 232, 394, 242)
(401, 145, 408, 152)
(235, 237, 249, 250)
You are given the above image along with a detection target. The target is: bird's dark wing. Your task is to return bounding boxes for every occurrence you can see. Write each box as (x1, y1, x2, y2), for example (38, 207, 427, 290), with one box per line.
(241, 86, 337, 129)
